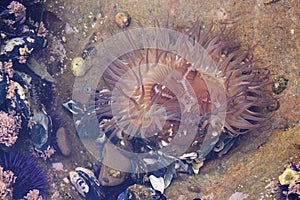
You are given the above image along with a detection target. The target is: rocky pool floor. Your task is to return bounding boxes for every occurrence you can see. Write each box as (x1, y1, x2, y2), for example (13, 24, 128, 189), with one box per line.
(25, 0, 300, 199)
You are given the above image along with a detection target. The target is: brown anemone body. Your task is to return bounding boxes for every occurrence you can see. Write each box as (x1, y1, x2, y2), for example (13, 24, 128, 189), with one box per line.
(93, 23, 273, 155)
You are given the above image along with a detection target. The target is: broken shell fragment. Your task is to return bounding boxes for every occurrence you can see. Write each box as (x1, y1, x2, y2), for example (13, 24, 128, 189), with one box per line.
(149, 175, 165, 194)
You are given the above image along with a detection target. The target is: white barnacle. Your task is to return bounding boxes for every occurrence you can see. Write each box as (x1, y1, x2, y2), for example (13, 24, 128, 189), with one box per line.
(96, 133, 106, 144)
(212, 131, 219, 137)
(1, 33, 7, 39)
(161, 140, 169, 147)
(167, 127, 173, 137)
(19, 47, 26, 56)
(26, 37, 35, 43)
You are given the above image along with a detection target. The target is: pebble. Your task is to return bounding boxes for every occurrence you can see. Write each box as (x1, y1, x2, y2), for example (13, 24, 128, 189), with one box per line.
(115, 11, 131, 28)
(52, 162, 64, 171)
(71, 56, 87, 77)
(188, 185, 201, 193)
(56, 127, 72, 156)
(177, 195, 187, 200)
(63, 177, 70, 184)
(62, 36, 67, 43)
(291, 29, 295, 35)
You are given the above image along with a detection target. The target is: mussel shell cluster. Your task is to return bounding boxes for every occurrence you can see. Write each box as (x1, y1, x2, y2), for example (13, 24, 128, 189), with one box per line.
(69, 167, 105, 200)
(0, 1, 54, 151)
(69, 166, 168, 200)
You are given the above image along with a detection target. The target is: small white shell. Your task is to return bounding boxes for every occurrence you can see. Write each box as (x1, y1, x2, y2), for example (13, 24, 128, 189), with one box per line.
(192, 166, 200, 175)
(161, 140, 169, 147)
(192, 161, 204, 175)
(71, 57, 87, 77)
(178, 152, 197, 160)
(149, 175, 165, 194)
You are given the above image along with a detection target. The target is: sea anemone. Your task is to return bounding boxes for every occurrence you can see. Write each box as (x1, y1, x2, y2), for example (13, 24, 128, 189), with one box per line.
(0, 151, 48, 199)
(0, 111, 21, 147)
(85, 21, 274, 169)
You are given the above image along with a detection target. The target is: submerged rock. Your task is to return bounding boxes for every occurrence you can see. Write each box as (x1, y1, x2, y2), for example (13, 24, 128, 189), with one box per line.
(99, 143, 131, 186)
(56, 127, 72, 156)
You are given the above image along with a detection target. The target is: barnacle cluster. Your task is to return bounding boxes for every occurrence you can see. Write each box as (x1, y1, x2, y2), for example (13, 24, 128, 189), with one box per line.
(23, 189, 43, 200)
(0, 1, 58, 198)
(0, 1, 57, 160)
(0, 111, 21, 147)
(0, 2, 47, 65)
(0, 166, 16, 199)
